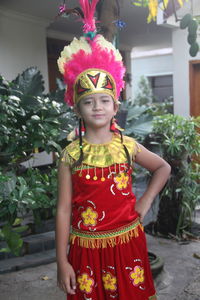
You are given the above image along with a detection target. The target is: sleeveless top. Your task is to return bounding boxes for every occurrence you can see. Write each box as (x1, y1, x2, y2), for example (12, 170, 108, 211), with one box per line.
(61, 133, 142, 248)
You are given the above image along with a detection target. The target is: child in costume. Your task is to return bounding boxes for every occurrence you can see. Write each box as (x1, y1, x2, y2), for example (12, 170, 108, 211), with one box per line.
(56, 1, 171, 299)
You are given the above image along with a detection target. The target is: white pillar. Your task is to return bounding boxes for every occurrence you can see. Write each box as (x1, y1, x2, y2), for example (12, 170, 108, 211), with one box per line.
(172, 28, 200, 117)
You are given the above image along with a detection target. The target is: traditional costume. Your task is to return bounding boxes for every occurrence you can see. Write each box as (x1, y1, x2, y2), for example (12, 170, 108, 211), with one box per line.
(58, 1, 156, 299)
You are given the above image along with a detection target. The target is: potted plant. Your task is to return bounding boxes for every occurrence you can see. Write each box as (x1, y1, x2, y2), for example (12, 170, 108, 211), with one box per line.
(0, 67, 76, 256)
(150, 114, 200, 237)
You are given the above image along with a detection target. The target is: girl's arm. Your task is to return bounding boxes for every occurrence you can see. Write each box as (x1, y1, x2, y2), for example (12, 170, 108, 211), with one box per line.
(56, 161, 76, 295)
(134, 143, 171, 222)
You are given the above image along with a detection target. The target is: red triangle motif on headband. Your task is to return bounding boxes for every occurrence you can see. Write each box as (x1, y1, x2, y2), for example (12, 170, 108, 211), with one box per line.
(102, 76, 113, 90)
(87, 73, 100, 87)
(77, 80, 90, 94)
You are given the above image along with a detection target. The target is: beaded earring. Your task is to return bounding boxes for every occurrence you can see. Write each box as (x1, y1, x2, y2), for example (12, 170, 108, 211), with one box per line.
(110, 118, 117, 132)
(80, 118, 86, 136)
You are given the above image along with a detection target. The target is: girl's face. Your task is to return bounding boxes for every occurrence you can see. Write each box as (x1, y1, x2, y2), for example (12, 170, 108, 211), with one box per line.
(76, 93, 118, 130)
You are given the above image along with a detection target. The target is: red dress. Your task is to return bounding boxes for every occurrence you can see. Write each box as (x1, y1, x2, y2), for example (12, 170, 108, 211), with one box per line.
(61, 134, 157, 300)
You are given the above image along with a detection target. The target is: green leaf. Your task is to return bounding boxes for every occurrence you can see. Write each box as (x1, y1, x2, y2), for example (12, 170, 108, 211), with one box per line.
(12, 67, 44, 105)
(180, 14, 192, 29)
(0, 247, 11, 253)
(189, 42, 199, 57)
(13, 225, 29, 233)
(47, 140, 62, 152)
(31, 115, 40, 121)
(8, 203, 17, 214)
(188, 19, 198, 35)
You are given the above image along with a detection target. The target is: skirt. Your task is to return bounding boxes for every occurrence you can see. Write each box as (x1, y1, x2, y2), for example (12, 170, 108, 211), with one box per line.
(67, 219, 157, 300)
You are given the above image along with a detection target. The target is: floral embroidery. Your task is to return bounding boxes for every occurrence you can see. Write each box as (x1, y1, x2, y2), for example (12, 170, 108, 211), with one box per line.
(102, 272, 117, 291)
(114, 172, 129, 190)
(77, 273, 94, 294)
(129, 266, 145, 286)
(81, 207, 98, 226)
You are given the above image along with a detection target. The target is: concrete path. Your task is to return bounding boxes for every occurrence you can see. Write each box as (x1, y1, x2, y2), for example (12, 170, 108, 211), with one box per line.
(0, 234, 200, 300)
(0, 262, 64, 300)
(147, 235, 200, 300)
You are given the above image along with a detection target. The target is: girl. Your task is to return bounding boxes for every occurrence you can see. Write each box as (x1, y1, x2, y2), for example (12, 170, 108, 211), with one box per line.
(56, 2, 171, 299)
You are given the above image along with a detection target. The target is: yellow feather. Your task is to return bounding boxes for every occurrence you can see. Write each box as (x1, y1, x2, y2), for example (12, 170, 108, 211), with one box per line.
(95, 35, 123, 61)
(57, 37, 92, 74)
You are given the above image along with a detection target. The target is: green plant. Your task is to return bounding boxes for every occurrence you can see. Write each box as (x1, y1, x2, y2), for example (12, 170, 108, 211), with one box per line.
(23, 167, 58, 224)
(0, 224, 23, 256)
(120, 100, 154, 143)
(151, 114, 200, 237)
(0, 67, 76, 256)
(0, 219, 29, 256)
(134, 76, 154, 106)
(180, 14, 199, 57)
(146, 97, 174, 116)
(0, 169, 29, 255)
(0, 68, 76, 168)
(153, 114, 200, 159)
(0, 166, 58, 255)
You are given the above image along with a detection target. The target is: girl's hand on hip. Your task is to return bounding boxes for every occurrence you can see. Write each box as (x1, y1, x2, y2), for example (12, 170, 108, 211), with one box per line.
(57, 261, 76, 295)
(135, 196, 152, 223)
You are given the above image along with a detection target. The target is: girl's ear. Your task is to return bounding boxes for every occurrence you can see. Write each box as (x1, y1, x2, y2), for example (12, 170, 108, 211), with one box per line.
(74, 105, 81, 117)
(114, 102, 119, 115)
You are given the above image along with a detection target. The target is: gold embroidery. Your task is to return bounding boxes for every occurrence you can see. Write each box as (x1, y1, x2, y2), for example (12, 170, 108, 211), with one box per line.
(129, 266, 145, 286)
(61, 133, 141, 167)
(77, 273, 94, 293)
(102, 272, 117, 291)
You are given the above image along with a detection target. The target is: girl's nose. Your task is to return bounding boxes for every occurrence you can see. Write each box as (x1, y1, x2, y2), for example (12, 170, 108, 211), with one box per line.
(93, 100, 102, 110)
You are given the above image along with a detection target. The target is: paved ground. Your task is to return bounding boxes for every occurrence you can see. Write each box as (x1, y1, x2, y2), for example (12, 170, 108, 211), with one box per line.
(148, 235, 200, 300)
(0, 234, 199, 300)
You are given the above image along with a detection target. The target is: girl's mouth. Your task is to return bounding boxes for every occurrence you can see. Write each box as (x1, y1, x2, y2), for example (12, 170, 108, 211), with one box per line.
(92, 114, 105, 118)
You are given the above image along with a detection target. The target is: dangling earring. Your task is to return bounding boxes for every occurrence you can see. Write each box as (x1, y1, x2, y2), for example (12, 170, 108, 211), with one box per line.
(110, 117, 124, 132)
(80, 118, 86, 136)
(110, 117, 117, 132)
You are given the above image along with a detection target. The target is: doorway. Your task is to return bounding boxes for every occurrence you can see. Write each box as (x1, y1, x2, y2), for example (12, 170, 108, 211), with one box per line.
(47, 38, 70, 92)
(189, 60, 200, 117)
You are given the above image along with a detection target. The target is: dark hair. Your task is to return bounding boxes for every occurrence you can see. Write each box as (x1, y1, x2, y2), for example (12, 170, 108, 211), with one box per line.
(119, 131, 131, 168)
(71, 118, 84, 168)
(72, 119, 131, 169)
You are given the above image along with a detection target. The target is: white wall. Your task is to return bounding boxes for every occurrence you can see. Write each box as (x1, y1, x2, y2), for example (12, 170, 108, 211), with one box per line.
(0, 8, 50, 91)
(131, 53, 173, 99)
(172, 28, 200, 117)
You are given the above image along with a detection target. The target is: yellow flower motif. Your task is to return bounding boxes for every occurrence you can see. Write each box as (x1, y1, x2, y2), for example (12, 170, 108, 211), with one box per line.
(130, 266, 145, 286)
(77, 273, 94, 294)
(114, 172, 129, 190)
(102, 272, 117, 291)
(81, 207, 98, 226)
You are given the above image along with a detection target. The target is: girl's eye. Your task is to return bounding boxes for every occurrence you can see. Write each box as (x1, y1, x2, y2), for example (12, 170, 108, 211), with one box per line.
(84, 101, 92, 105)
(102, 99, 110, 103)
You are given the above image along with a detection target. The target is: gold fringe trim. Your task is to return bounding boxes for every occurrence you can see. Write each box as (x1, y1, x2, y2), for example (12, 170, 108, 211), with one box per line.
(70, 221, 143, 249)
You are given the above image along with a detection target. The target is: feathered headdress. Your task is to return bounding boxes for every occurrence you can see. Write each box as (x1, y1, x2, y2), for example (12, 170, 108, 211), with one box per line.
(57, 0, 125, 107)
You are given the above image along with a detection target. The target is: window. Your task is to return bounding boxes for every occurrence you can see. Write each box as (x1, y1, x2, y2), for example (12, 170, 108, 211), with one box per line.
(148, 75, 173, 103)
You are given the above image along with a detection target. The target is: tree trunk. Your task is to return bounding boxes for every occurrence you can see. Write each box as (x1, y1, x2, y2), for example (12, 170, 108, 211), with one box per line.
(97, 0, 119, 42)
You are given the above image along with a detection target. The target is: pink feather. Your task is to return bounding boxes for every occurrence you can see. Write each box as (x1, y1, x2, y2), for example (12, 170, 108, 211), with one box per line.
(63, 35, 126, 106)
(79, 0, 99, 33)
